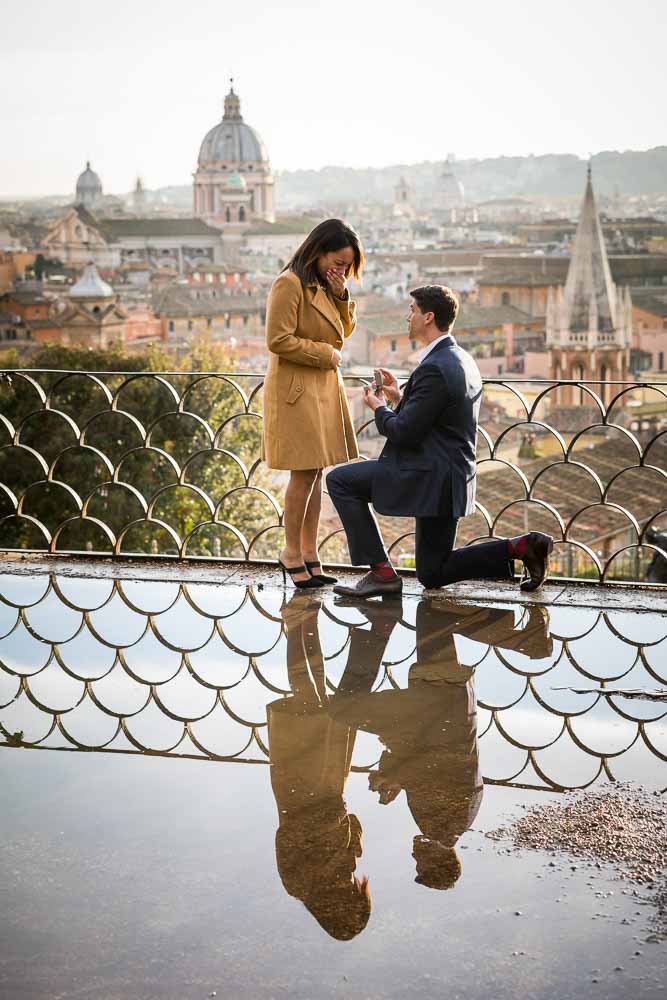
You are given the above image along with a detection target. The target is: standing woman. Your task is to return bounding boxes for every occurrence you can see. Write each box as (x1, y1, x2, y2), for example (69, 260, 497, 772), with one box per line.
(262, 219, 364, 587)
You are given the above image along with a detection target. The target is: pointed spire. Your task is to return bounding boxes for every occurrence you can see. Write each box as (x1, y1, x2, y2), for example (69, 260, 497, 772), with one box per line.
(563, 164, 617, 334)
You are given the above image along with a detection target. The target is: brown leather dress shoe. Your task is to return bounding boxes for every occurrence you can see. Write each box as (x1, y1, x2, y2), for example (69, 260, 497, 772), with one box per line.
(333, 571, 403, 599)
(519, 532, 554, 592)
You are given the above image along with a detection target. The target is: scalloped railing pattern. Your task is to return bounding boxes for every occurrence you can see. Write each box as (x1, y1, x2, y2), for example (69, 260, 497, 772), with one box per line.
(0, 369, 666, 583)
(1, 572, 665, 791)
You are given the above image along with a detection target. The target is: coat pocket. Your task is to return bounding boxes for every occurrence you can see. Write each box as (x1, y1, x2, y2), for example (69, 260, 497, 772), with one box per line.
(285, 373, 304, 404)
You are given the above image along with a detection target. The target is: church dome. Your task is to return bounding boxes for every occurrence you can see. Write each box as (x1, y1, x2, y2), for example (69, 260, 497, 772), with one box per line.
(76, 161, 103, 199)
(198, 85, 269, 165)
(70, 262, 113, 299)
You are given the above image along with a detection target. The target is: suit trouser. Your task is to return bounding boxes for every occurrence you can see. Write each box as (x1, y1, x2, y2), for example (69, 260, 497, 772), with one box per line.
(326, 460, 514, 589)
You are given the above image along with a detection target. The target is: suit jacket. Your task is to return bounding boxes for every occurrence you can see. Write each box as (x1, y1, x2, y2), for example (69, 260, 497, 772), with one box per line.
(372, 335, 482, 518)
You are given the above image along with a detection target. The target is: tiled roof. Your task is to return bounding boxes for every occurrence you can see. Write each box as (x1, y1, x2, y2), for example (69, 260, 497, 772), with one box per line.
(100, 219, 222, 240)
(456, 304, 536, 330)
(363, 304, 537, 336)
(152, 285, 262, 317)
(631, 287, 667, 319)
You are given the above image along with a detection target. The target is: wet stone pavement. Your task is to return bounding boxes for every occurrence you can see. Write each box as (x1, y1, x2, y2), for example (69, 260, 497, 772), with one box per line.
(0, 558, 665, 1000)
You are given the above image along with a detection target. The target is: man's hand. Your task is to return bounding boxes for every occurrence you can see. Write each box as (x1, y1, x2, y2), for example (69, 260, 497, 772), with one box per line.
(325, 268, 347, 299)
(368, 771, 401, 804)
(377, 367, 402, 406)
(363, 384, 385, 412)
(329, 348, 342, 370)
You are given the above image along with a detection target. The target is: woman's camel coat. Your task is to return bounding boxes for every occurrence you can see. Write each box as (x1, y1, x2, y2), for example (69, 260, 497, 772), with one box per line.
(262, 270, 360, 470)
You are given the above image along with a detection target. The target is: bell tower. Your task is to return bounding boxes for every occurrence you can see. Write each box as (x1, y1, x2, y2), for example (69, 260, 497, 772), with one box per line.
(547, 164, 632, 405)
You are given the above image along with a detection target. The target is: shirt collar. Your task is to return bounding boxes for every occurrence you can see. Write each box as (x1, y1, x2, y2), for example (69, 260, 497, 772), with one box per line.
(416, 333, 452, 364)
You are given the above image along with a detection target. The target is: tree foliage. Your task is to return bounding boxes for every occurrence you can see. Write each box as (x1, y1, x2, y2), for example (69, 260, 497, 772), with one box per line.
(0, 340, 280, 559)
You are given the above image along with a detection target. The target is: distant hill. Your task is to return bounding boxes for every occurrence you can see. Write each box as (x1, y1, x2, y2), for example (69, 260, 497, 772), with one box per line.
(147, 148, 667, 211)
(9, 147, 664, 212)
(271, 148, 667, 208)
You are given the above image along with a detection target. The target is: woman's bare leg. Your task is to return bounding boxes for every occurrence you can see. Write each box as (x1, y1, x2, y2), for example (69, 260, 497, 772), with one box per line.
(280, 469, 319, 583)
(301, 469, 324, 567)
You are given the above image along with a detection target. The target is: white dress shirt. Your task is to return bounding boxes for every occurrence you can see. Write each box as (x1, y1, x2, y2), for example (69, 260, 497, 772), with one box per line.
(416, 332, 451, 364)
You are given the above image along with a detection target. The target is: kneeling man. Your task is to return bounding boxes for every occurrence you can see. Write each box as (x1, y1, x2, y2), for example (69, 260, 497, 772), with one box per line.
(327, 285, 553, 598)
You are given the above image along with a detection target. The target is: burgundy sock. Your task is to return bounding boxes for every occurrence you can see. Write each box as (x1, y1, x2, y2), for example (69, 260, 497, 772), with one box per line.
(371, 559, 396, 581)
(507, 535, 529, 558)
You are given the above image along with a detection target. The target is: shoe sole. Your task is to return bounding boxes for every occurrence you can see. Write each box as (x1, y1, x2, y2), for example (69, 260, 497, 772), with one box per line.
(333, 583, 403, 599)
(520, 535, 554, 592)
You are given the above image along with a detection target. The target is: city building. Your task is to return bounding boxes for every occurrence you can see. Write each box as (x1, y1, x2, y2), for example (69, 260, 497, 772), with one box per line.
(51, 262, 127, 348)
(478, 251, 667, 316)
(152, 278, 266, 364)
(546, 167, 632, 401)
(435, 155, 465, 221)
(132, 178, 147, 215)
(75, 161, 103, 210)
(193, 82, 275, 228)
(393, 177, 415, 219)
(631, 287, 667, 374)
(42, 206, 224, 273)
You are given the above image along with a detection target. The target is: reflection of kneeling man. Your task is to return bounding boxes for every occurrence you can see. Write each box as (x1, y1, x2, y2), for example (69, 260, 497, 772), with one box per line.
(330, 597, 553, 890)
(328, 285, 552, 599)
(330, 598, 484, 890)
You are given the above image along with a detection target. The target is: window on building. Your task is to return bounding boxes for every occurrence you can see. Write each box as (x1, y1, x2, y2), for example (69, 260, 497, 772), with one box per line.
(390, 339, 397, 352)
(501, 291, 511, 306)
(410, 339, 416, 350)
(660, 352, 665, 370)
(225, 207, 231, 223)
(243, 315, 248, 326)
(207, 317, 212, 328)
(168, 320, 174, 333)
(239, 207, 246, 222)
(225, 314, 231, 329)
(188, 320, 193, 331)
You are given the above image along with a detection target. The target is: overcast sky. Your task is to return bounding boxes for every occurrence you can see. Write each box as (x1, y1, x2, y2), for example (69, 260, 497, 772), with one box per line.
(2, 0, 665, 197)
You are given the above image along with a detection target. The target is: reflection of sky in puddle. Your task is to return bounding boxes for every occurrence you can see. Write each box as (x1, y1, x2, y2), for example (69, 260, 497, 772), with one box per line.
(1, 570, 666, 998)
(0, 574, 664, 790)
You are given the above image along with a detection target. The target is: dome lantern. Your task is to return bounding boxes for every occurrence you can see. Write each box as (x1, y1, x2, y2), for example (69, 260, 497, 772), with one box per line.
(223, 79, 242, 121)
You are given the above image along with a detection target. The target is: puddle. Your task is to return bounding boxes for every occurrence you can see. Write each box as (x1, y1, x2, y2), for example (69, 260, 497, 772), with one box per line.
(1, 572, 666, 999)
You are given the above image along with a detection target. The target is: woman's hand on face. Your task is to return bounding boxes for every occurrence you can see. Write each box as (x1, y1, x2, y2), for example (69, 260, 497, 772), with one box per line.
(325, 268, 347, 299)
(330, 348, 342, 370)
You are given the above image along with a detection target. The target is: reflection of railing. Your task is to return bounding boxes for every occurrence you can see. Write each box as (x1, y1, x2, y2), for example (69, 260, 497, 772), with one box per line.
(0, 572, 665, 791)
(0, 369, 666, 584)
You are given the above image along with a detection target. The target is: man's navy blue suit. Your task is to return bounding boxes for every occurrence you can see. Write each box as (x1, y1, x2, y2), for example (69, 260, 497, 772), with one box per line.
(326, 334, 513, 588)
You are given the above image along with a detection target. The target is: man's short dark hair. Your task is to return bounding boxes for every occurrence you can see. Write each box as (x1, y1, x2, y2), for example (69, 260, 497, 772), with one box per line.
(409, 285, 459, 332)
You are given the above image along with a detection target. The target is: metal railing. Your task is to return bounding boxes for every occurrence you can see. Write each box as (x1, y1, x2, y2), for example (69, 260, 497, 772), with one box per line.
(0, 368, 666, 585)
(1, 572, 664, 791)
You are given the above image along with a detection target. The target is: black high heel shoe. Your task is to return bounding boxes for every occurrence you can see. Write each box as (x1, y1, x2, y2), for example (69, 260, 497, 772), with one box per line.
(278, 559, 321, 589)
(304, 560, 338, 585)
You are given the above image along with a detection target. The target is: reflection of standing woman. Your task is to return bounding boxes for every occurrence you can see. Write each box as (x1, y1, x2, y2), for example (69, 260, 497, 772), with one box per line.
(262, 219, 364, 587)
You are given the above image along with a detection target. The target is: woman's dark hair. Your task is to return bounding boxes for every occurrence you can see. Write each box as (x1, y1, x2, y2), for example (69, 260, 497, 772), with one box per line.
(284, 218, 364, 285)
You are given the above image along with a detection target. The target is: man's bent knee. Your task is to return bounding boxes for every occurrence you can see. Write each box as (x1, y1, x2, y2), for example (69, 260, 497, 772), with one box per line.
(326, 466, 345, 496)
